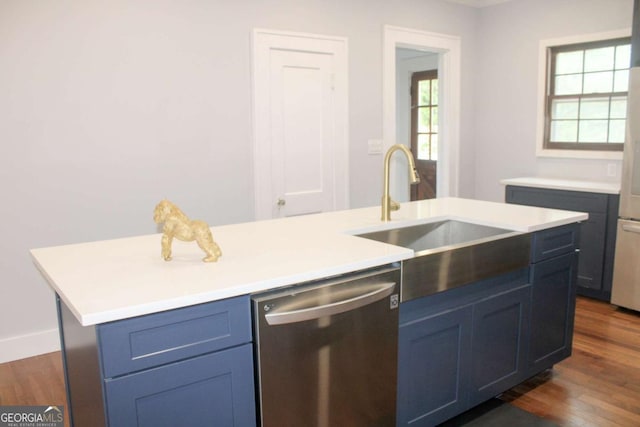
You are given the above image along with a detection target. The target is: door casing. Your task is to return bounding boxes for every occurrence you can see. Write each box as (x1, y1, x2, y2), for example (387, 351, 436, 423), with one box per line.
(383, 25, 461, 199)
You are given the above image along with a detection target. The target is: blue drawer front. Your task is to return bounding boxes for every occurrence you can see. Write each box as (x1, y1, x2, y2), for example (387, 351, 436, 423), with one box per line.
(98, 295, 251, 378)
(531, 224, 579, 263)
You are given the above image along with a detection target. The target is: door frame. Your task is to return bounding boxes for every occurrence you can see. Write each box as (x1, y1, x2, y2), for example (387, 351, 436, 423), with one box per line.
(251, 29, 349, 220)
(383, 25, 461, 198)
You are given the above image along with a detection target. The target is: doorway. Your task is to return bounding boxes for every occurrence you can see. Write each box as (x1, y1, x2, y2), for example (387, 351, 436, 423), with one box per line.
(383, 25, 461, 200)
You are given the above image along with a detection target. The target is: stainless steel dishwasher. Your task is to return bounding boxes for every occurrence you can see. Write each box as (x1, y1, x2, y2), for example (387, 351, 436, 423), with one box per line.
(252, 265, 400, 427)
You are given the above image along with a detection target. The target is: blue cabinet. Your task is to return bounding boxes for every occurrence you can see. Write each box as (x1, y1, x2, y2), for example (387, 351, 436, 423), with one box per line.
(469, 285, 531, 407)
(506, 185, 617, 301)
(397, 223, 579, 426)
(57, 295, 256, 427)
(527, 224, 579, 375)
(397, 270, 530, 426)
(397, 305, 472, 426)
(528, 251, 578, 375)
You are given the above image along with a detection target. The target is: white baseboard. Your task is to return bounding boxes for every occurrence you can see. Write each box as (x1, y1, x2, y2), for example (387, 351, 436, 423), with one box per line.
(0, 328, 61, 364)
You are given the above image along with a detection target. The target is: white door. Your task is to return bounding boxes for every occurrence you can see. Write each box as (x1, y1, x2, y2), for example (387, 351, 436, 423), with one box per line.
(253, 30, 349, 219)
(270, 50, 333, 217)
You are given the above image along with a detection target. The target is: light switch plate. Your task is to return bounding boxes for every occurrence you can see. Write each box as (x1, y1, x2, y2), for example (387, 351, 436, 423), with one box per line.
(368, 139, 383, 155)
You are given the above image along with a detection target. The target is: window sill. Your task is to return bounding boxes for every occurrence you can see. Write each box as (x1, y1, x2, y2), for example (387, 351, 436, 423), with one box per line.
(536, 147, 623, 160)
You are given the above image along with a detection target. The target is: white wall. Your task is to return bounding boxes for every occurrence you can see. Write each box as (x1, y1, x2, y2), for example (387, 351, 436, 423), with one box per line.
(0, 0, 478, 362)
(473, 0, 634, 201)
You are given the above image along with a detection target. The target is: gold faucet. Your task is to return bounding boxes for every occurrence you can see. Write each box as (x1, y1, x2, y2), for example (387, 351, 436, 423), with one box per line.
(381, 144, 420, 221)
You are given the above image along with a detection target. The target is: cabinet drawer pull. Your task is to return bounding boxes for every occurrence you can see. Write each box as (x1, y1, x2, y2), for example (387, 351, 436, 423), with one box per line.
(622, 223, 640, 234)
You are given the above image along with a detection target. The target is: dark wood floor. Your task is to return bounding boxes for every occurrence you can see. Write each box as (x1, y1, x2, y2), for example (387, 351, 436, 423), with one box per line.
(503, 296, 640, 426)
(1, 296, 638, 427)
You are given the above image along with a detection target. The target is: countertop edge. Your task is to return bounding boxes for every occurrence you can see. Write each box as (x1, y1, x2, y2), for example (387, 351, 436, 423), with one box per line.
(501, 177, 621, 195)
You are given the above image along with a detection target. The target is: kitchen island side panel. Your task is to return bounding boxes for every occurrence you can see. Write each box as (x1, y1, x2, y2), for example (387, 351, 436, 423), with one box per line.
(57, 295, 107, 427)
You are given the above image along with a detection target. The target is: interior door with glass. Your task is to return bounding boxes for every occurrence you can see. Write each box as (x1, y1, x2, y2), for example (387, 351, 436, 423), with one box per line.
(410, 70, 438, 200)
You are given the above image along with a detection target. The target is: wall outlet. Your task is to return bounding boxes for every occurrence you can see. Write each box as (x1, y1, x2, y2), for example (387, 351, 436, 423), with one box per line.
(367, 139, 383, 155)
(607, 163, 617, 177)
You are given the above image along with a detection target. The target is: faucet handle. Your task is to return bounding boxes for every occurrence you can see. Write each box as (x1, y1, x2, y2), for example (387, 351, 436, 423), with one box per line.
(389, 198, 400, 211)
(411, 167, 421, 184)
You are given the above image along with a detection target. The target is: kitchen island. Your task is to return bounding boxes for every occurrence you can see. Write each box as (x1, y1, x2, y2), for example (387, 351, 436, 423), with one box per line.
(31, 197, 587, 426)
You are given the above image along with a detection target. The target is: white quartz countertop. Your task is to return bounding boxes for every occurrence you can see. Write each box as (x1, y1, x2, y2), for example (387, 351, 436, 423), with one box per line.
(31, 197, 588, 326)
(501, 177, 620, 194)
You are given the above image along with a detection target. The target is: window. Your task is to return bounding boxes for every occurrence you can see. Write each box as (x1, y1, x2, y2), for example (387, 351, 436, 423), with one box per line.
(544, 37, 631, 151)
(411, 70, 438, 160)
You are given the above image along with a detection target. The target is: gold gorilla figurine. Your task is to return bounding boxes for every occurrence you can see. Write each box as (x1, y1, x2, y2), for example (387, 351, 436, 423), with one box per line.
(153, 200, 222, 262)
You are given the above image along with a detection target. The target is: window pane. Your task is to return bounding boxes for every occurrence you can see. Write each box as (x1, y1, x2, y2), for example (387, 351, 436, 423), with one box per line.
(615, 44, 631, 69)
(579, 98, 609, 119)
(419, 81, 430, 106)
(550, 120, 578, 142)
(431, 134, 438, 161)
(417, 134, 430, 160)
(614, 69, 629, 92)
(552, 99, 579, 119)
(584, 47, 614, 72)
(432, 79, 438, 105)
(555, 74, 582, 95)
(418, 108, 430, 132)
(579, 120, 608, 142)
(431, 106, 438, 132)
(609, 119, 626, 143)
(610, 97, 627, 118)
(583, 71, 613, 93)
(556, 51, 583, 74)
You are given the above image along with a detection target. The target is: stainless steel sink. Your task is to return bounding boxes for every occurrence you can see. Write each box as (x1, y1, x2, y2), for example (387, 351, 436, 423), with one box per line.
(356, 220, 531, 301)
(356, 220, 513, 254)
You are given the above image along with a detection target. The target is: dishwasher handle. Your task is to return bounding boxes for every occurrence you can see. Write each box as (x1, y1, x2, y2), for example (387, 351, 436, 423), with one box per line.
(264, 281, 396, 326)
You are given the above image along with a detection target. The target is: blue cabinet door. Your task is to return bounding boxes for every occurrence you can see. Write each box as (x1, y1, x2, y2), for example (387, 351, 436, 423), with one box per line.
(469, 285, 531, 407)
(575, 212, 605, 291)
(104, 344, 256, 427)
(528, 251, 578, 374)
(397, 305, 472, 426)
